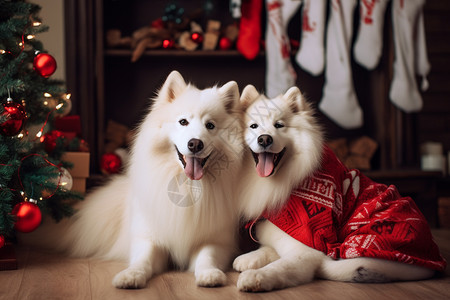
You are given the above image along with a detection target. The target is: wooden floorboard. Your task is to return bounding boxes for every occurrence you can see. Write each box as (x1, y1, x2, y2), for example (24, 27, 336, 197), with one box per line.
(17, 248, 91, 300)
(0, 230, 449, 300)
(0, 246, 27, 300)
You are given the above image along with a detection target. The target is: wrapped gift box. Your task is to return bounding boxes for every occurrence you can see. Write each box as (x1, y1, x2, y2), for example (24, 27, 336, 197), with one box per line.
(61, 152, 90, 193)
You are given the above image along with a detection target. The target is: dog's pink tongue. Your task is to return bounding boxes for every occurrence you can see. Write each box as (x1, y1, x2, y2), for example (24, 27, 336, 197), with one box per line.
(185, 156, 204, 180)
(256, 153, 275, 177)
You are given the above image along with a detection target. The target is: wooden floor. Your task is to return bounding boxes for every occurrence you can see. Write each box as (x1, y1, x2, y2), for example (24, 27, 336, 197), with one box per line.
(1, 229, 449, 300)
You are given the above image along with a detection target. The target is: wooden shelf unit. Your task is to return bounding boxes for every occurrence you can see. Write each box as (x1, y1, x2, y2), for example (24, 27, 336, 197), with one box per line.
(65, 0, 433, 175)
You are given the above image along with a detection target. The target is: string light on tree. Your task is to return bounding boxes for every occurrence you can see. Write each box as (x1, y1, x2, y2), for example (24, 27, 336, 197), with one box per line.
(56, 93, 72, 116)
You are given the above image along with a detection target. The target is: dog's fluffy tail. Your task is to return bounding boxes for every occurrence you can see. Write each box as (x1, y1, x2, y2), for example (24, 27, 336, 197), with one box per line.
(18, 175, 130, 261)
(317, 256, 435, 282)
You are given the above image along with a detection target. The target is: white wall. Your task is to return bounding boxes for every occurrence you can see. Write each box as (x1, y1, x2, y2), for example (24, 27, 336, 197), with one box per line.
(32, 0, 66, 81)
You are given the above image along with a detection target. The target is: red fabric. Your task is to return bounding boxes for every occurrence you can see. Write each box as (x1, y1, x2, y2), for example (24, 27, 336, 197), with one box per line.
(237, 0, 262, 60)
(54, 115, 82, 136)
(264, 145, 446, 271)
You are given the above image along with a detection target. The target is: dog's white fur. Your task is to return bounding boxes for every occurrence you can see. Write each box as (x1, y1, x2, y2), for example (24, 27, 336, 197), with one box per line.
(233, 85, 434, 292)
(25, 71, 245, 289)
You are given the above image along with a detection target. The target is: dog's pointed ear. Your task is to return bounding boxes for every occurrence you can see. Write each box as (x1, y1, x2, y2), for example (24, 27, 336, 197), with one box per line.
(158, 71, 187, 103)
(240, 85, 259, 110)
(219, 81, 239, 113)
(283, 86, 304, 113)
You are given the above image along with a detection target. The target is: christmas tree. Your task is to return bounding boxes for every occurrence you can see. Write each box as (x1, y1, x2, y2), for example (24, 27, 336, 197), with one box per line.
(0, 0, 82, 248)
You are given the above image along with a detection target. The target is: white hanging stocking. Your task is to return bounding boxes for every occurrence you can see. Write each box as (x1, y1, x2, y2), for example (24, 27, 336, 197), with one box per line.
(353, 0, 391, 70)
(265, 0, 302, 98)
(389, 0, 427, 112)
(319, 0, 363, 129)
(295, 0, 327, 76)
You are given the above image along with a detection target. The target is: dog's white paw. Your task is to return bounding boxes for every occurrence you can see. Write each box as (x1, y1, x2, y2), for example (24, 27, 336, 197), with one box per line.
(112, 268, 148, 289)
(233, 252, 269, 272)
(195, 268, 227, 287)
(237, 269, 273, 292)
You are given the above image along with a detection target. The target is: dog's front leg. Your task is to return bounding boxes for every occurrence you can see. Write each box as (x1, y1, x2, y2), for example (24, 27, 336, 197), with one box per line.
(237, 220, 326, 292)
(233, 246, 280, 272)
(112, 237, 168, 289)
(191, 244, 233, 287)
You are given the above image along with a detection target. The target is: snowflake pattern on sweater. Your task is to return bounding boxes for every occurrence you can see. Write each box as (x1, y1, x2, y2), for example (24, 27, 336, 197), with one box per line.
(264, 146, 446, 271)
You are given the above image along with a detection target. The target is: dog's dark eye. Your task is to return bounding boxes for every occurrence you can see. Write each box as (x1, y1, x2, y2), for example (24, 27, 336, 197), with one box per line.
(205, 122, 215, 130)
(179, 119, 189, 126)
(274, 122, 284, 129)
(250, 123, 258, 129)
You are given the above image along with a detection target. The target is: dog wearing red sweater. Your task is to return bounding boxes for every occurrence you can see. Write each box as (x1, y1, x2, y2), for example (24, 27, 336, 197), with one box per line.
(234, 85, 446, 292)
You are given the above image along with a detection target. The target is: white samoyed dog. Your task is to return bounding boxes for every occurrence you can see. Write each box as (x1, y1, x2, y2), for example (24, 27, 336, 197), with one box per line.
(233, 85, 443, 292)
(27, 71, 245, 289)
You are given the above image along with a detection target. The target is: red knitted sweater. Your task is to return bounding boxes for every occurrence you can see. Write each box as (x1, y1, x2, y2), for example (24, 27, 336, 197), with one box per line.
(264, 146, 446, 271)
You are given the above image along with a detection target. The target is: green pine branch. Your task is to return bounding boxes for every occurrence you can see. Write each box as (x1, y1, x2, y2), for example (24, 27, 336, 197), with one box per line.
(0, 0, 84, 241)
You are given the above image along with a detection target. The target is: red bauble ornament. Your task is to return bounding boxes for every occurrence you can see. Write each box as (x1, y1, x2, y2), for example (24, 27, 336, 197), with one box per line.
(191, 32, 203, 44)
(0, 235, 4, 249)
(1, 99, 27, 136)
(33, 53, 57, 78)
(219, 37, 232, 50)
(162, 39, 175, 49)
(12, 202, 42, 233)
(41, 130, 65, 153)
(101, 152, 122, 174)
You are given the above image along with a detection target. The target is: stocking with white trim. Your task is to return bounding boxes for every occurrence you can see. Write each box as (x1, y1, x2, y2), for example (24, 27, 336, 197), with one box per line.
(353, 0, 391, 70)
(389, 0, 427, 112)
(319, 0, 363, 129)
(295, 0, 327, 76)
(265, 0, 302, 98)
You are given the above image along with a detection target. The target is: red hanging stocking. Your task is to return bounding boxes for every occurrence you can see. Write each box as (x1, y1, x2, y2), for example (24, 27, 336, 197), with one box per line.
(237, 0, 263, 60)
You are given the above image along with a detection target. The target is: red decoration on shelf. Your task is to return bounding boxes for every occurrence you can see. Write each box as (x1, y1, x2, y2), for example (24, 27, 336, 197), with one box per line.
(190, 32, 203, 44)
(162, 39, 175, 49)
(33, 52, 57, 78)
(12, 202, 42, 233)
(0, 99, 27, 136)
(151, 18, 165, 29)
(101, 152, 122, 174)
(0, 235, 4, 249)
(219, 37, 232, 50)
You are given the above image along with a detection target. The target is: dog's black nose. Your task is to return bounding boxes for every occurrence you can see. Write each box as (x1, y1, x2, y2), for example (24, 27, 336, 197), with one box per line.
(257, 135, 273, 148)
(188, 138, 204, 153)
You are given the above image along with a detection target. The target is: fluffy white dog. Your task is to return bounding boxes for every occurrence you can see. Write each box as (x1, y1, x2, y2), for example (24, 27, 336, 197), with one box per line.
(233, 85, 444, 292)
(26, 71, 245, 289)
